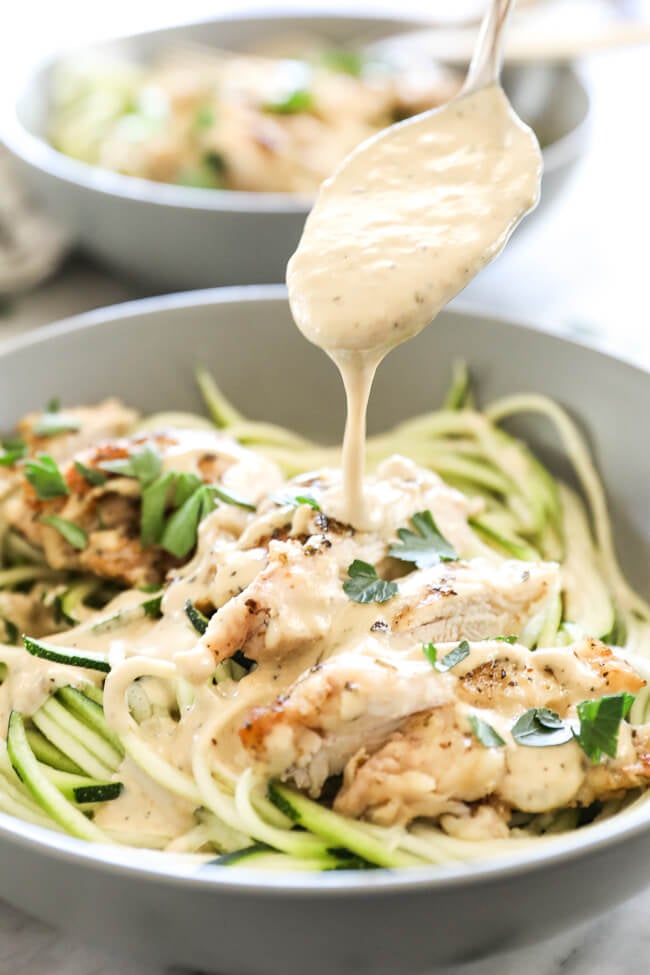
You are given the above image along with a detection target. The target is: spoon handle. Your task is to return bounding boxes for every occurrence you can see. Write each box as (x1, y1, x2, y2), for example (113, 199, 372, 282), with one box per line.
(462, 0, 515, 94)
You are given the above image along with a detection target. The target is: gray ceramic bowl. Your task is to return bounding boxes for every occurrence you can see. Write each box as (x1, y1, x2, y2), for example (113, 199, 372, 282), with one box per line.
(0, 287, 648, 973)
(0, 11, 590, 291)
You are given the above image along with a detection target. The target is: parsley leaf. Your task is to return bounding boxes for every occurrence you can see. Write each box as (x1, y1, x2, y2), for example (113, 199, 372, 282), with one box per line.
(468, 715, 505, 748)
(434, 640, 470, 672)
(511, 708, 573, 748)
(24, 455, 68, 499)
(494, 634, 518, 645)
(210, 484, 256, 511)
(320, 49, 365, 77)
(99, 443, 162, 486)
(32, 412, 81, 437)
(74, 461, 107, 487)
(185, 599, 209, 635)
(343, 560, 398, 604)
(141, 472, 175, 547)
(264, 88, 314, 114)
(422, 642, 437, 666)
(388, 510, 458, 569)
(0, 438, 27, 466)
(40, 514, 88, 551)
(174, 473, 202, 508)
(575, 692, 635, 762)
(271, 492, 321, 511)
(160, 485, 214, 558)
(142, 594, 163, 618)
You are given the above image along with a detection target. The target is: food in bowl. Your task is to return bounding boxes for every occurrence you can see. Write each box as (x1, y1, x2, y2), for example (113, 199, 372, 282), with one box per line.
(48, 47, 461, 193)
(0, 368, 648, 868)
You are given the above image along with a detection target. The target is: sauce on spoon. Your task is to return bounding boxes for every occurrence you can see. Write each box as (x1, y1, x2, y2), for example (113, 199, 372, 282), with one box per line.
(287, 18, 542, 527)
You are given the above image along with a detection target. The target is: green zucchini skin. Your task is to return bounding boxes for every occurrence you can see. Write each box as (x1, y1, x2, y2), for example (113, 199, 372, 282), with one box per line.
(22, 635, 110, 673)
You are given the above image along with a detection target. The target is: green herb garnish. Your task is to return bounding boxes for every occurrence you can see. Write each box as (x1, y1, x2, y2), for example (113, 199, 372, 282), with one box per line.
(343, 560, 398, 604)
(434, 639, 470, 673)
(0, 438, 27, 466)
(210, 484, 256, 511)
(185, 599, 209, 635)
(160, 485, 214, 558)
(320, 49, 365, 77)
(142, 594, 163, 618)
(422, 642, 437, 666)
(494, 634, 518, 645)
(40, 514, 88, 551)
(99, 443, 162, 486)
(389, 510, 458, 569)
(73, 461, 107, 487)
(195, 104, 215, 129)
(511, 708, 573, 748)
(575, 692, 635, 762)
(264, 88, 314, 114)
(140, 472, 175, 547)
(272, 492, 320, 511)
(24, 455, 68, 499)
(32, 412, 81, 437)
(468, 715, 505, 748)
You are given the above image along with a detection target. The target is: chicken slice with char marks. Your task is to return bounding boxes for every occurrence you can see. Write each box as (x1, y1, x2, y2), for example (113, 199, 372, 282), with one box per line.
(240, 636, 648, 831)
(240, 643, 451, 795)
(18, 398, 139, 462)
(4, 427, 282, 587)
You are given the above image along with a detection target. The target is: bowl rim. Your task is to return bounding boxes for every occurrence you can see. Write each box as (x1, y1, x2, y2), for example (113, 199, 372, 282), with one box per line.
(0, 7, 591, 216)
(0, 283, 648, 898)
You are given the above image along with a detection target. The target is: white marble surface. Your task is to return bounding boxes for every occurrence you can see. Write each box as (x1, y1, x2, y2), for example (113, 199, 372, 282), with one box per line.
(0, 2, 649, 973)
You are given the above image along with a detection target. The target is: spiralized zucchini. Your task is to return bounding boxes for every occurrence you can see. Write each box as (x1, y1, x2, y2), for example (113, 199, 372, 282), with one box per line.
(0, 364, 648, 869)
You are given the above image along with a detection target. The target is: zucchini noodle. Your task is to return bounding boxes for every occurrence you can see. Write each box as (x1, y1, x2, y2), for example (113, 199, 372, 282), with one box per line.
(0, 364, 647, 870)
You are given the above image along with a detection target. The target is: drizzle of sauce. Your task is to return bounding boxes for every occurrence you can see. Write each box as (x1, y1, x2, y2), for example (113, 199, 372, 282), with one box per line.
(287, 84, 542, 526)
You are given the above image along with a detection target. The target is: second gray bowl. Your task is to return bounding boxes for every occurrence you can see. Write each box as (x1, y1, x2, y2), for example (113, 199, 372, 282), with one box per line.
(0, 10, 590, 291)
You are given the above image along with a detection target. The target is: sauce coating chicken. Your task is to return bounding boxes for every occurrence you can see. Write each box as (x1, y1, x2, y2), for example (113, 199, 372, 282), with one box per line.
(241, 637, 648, 836)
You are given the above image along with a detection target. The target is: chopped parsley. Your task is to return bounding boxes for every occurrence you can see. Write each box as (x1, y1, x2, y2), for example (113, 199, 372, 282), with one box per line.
(433, 639, 470, 673)
(422, 642, 437, 666)
(73, 461, 107, 487)
(319, 49, 365, 77)
(388, 510, 458, 569)
(264, 88, 314, 114)
(0, 438, 27, 466)
(511, 708, 573, 748)
(99, 443, 162, 486)
(32, 412, 81, 437)
(343, 560, 398, 604)
(160, 485, 215, 558)
(40, 514, 88, 551)
(575, 692, 635, 763)
(272, 492, 321, 512)
(468, 715, 505, 748)
(494, 634, 518, 645)
(140, 472, 175, 547)
(24, 455, 68, 499)
(210, 484, 256, 511)
(194, 104, 215, 129)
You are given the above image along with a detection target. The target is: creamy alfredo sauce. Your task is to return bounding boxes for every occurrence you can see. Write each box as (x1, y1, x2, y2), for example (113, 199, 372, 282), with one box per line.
(287, 83, 541, 526)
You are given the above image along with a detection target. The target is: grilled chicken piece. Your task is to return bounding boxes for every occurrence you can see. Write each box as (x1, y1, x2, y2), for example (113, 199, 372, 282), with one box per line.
(240, 636, 647, 828)
(203, 549, 558, 668)
(388, 558, 557, 644)
(4, 428, 282, 588)
(201, 454, 557, 667)
(335, 640, 646, 828)
(240, 644, 451, 795)
(17, 399, 139, 462)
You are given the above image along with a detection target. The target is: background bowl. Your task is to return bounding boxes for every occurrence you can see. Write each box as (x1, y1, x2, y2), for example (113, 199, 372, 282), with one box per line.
(0, 287, 648, 973)
(0, 10, 590, 291)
